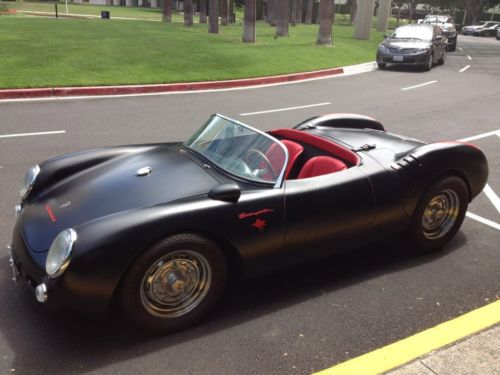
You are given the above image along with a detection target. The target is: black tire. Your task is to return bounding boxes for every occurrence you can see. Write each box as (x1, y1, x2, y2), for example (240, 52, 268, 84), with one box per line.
(424, 53, 433, 71)
(377, 62, 387, 69)
(120, 233, 227, 333)
(448, 43, 457, 52)
(438, 51, 446, 65)
(406, 176, 468, 253)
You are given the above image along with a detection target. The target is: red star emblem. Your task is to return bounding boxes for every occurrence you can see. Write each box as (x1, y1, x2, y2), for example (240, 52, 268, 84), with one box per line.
(251, 218, 267, 231)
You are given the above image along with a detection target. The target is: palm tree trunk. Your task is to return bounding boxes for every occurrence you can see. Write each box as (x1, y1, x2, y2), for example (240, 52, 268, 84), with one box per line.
(349, 0, 356, 24)
(243, 0, 256, 42)
(290, 0, 297, 25)
(208, 0, 219, 33)
(200, 0, 207, 23)
(229, 0, 234, 23)
(184, 0, 194, 26)
(305, 0, 313, 24)
(268, 0, 278, 26)
(296, 0, 303, 23)
(221, 0, 228, 25)
(163, 0, 172, 22)
(276, 0, 289, 36)
(316, 0, 333, 45)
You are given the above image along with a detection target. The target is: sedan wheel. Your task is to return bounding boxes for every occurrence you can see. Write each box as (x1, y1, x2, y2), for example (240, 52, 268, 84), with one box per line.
(424, 54, 433, 71)
(120, 234, 226, 333)
(406, 176, 468, 252)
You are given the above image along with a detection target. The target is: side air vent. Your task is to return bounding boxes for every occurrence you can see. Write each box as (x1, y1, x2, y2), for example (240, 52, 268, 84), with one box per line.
(391, 154, 423, 189)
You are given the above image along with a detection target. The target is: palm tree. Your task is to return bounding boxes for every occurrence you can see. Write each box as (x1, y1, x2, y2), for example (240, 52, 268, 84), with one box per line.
(208, 0, 219, 33)
(200, 0, 207, 23)
(305, 0, 313, 24)
(296, 0, 303, 23)
(349, 0, 357, 24)
(221, 0, 229, 25)
(290, 0, 297, 25)
(317, 0, 334, 45)
(163, 0, 172, 22)
(276, 0, 289, 36)
(184, 0, 194, 26)
(243, 0, 257, 42)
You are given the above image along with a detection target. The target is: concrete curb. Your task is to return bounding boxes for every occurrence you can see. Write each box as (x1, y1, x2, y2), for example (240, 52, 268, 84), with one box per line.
(0, 67, 344, 100)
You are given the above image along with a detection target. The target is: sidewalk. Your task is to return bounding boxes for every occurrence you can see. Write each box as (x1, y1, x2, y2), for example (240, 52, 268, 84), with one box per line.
(387, 324, 499, 375)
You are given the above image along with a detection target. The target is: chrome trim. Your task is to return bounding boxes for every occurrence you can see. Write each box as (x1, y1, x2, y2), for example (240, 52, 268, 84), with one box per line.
(35, 283, 48, 303)
(211, 114, 289, 189)
(8, 245, 19, 284)
(20, 164, 40, 200)
(14, 204, 22, 217)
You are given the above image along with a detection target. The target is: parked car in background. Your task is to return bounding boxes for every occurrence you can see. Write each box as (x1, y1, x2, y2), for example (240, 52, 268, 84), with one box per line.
(377, 24, 447, 71)
(472, 22, 500, 37)
(462, 21, 499, 35)
(422, 15, 458, 51)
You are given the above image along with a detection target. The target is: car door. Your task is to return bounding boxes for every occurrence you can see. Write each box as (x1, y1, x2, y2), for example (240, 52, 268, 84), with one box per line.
(283, 166, 376, 256)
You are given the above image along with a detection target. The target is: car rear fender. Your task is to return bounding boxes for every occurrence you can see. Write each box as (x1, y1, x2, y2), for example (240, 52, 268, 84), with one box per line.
(391, 142, 488, 216)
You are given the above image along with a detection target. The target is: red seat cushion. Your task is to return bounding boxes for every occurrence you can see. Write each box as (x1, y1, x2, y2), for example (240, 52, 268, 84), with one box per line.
(297, 156, 347, 179)
(266, 140, 304, 179)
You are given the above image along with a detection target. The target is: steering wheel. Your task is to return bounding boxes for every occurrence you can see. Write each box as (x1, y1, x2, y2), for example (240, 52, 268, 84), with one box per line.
(242, 148, 277, 180)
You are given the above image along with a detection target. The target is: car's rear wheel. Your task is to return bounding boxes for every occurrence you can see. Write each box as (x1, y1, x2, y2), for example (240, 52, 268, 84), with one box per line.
(424, 53, 433, 71)
(406, 176, 468, 252)
(120, 233, 226, 333)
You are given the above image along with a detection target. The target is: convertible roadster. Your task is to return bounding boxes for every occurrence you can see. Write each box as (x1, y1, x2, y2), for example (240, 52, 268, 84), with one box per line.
(9, 114, 488, 332)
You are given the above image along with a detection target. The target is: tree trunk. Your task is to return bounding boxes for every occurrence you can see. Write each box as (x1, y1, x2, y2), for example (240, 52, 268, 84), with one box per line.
(243, 0, 256, 42)
(184, 0, 194, 26)
(221, 0, 228, 25)
(163, 0, 172, 22)
(349, 0, 356, 24)
(200, 0, 207, 23)
(305, 0, 313, 24)
(229, 0, 234, 23)
(296, 0, 303, 23)
(268, 0, 278, 25)
(290, 0, 297, 25)
(208, 0, 219, 33)
(317, 0, 333, 45)
(276, 0, 289, 36)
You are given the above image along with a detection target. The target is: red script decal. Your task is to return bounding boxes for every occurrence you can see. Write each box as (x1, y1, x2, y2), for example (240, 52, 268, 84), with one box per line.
(238, 208, 274, 220)
(45, 205, 57, 222)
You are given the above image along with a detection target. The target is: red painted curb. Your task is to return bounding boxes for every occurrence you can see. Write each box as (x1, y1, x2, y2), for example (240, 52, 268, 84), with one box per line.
(0, 67, 344, 100)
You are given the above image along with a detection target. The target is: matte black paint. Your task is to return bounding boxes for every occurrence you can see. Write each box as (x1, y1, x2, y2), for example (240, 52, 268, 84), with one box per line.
(10, 116, 489, 313)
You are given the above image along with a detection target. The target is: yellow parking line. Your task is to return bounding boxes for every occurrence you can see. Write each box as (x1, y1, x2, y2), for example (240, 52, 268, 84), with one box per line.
(313, 300, 500, 375)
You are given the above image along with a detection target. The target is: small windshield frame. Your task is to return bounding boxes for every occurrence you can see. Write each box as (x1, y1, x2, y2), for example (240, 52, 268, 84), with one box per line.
(184, 114, 288, 188)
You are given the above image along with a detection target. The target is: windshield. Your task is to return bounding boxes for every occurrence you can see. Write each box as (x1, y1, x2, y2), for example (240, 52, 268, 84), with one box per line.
(391, 26, 433, 41)
(184, 115, 287, 185)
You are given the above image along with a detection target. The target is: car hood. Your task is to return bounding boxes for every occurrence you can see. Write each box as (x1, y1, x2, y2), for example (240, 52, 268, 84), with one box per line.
(21, 145, 220, 253)
(383, 39, 431, 50)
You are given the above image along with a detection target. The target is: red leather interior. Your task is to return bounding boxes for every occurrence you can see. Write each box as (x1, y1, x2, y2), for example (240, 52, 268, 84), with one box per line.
(269, 128, 360, 166)
(297, 156, 347, 179)
(266, 140, 304, 179)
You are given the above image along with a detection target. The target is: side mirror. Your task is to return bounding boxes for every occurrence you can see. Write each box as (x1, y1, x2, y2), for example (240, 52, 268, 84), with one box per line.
(208, 183, 241, 203)
(383, 33, 389, 38)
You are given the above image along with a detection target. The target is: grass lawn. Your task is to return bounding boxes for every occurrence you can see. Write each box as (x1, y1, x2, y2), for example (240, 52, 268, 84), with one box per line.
(0, 9, 386, 89)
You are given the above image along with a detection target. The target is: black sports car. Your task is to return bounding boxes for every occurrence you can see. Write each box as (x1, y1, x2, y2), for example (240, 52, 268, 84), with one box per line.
(9, 114, 488, 333)
(377, 24, 448, 71)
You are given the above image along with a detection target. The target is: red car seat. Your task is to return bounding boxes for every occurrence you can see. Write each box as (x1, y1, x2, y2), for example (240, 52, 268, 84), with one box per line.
(297, 156, 347, 179)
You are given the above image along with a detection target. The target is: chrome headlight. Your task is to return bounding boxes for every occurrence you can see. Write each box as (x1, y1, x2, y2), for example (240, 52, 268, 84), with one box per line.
(46, 229, 77, 278)
(20, 164, 40, 200)
(378, 44, 387, 52)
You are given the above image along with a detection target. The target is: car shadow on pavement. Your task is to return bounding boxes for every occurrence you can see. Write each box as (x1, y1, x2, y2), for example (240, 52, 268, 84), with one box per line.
(379, 65, 436, 73)
(0, 233, 466, 374)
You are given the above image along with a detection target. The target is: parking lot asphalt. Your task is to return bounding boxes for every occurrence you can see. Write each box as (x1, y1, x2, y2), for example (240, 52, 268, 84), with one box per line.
(0, 35, 499, 374)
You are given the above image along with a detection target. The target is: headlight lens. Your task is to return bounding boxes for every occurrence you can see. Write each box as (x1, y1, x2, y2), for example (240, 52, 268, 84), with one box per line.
(46, 229, 77, 278)
(20, 164, 40, 200)
(378, 44, 386, 52)
(416, 47, 431, 53)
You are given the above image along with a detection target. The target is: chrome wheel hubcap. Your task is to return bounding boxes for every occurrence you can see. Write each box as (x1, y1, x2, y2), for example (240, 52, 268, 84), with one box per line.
(421, 189, 459, 239)
(140, 250, 212, 318)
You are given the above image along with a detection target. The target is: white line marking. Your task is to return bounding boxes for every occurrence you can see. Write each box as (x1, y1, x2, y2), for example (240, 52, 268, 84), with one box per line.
(0, 130, 66, 139)
(401, 81, 438, 91)
(458, 47, 464, 52)
(466, 212, 500, 231)
(458, 130, 500, 142)
(0, 62, 378, 104)
(467, 55, 472, 60)
(459, 65, 470, 73)
(240, 102, 331, 116)
(483, 184, 500, 214)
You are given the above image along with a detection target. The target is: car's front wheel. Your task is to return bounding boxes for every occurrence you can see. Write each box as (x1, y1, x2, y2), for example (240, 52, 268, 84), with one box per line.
(424, 53, 433, 71)
(120, 233, 226, 333)
(377, 62, 387, 69)
(406, 176, 468, 252)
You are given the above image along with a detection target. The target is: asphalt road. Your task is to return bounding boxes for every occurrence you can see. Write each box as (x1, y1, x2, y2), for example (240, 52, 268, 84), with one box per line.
(0, 35, 499, 375)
